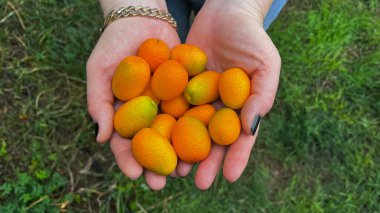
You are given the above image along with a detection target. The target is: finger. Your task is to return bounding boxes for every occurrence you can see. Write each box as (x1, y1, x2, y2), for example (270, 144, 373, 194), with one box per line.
(241, 40, 281, 135)
(176, 161, 193, 177)
(86, 60, 114, 143)
(110, 133, 143, 179)
(211, 99, 225, 110)
(223, 130, 258, 183)
(144, 170, 167, 191)
(170, 170, 178, 178)
(195, 144, 225, 190)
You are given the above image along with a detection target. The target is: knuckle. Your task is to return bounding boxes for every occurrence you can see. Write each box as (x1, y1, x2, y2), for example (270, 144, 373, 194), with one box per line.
(87, 99, 98, 118)
(261, 93, 275, 112)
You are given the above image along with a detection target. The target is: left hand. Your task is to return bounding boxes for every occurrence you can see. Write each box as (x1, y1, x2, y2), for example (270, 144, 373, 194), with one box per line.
(175, 0, 281, 190)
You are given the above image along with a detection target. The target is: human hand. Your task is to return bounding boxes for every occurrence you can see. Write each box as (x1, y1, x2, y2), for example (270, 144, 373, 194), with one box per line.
(86, 0, 180, 190)
(177, 0, 281, 190)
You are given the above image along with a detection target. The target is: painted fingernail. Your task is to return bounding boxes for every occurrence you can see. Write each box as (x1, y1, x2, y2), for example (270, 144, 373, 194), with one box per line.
(94, 123, 99, 140)
(250, 115, 261, 136)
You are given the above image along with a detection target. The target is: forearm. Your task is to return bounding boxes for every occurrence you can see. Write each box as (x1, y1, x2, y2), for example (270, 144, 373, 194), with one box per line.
(99, 0, 168, 17)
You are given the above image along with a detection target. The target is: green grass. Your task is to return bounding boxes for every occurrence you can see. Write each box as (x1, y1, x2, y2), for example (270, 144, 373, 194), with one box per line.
(1, 0, 379, 212)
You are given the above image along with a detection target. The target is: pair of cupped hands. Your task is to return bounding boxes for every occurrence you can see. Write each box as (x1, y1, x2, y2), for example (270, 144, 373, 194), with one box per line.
(87, 0, 281, 190)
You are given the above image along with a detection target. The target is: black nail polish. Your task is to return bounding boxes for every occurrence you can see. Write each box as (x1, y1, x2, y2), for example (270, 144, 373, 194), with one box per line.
(94, 123, 99, 139)
(250, 115, 261, 136)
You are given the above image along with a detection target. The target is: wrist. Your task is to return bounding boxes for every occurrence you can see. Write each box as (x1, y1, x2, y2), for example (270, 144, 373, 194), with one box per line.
(205, 0, 273, 23)
(100, 0, 168, 17)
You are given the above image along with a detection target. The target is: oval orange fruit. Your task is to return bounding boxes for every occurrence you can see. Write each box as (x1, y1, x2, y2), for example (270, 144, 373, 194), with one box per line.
(137, 38, 170, 72)
(160, 95, 190, 118)
(184, 71, 220, 105)
(132, 128, 177, 175)
(172, 116, 211, 163)
(112, 56, 150, 101)
(183, 104, 216, 126)
(150, 114, 177, 140)
(141, 78, 160, 105)
(151, 60, 188, 100)
(171, 44, 207, 76)
(208, 108, 241, 145)
(218, 68, 250, 109)
(113, 96, 158, 138)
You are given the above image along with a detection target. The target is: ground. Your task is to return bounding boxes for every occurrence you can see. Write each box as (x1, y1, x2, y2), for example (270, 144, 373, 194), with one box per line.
(0, 0, 379, 212)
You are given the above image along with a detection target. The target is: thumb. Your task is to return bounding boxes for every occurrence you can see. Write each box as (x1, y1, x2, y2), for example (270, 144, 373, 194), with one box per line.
(86, 60, 114, 143)
(241, 49, 281, 135)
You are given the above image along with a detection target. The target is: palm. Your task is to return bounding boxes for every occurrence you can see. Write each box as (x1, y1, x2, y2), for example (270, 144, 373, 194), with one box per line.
(87, 18, 180, 190)
(89, 19, 180, 76)
(187, 6, 275, 74)
(181, 3, 281, 190)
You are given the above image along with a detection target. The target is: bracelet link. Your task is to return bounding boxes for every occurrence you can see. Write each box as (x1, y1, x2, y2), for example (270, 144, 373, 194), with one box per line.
(100, 5, 178, 33)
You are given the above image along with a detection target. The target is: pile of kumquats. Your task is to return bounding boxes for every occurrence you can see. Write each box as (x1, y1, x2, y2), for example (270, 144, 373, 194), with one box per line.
(112, 38, 250, 175)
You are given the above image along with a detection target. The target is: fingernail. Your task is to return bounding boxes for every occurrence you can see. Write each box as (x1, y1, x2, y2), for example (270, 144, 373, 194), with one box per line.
(250, 115, 261, 136)
(94, 123, 99, 140)
(197, 187, 207, 191)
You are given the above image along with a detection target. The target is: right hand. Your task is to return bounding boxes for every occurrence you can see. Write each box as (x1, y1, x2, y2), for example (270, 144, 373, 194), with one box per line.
(86, 0, 180, 190)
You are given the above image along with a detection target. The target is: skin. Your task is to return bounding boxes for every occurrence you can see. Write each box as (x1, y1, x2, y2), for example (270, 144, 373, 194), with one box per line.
(87, 0, 281, 190)
(88, 0, 180, 190)
(179, 0, 281, 190)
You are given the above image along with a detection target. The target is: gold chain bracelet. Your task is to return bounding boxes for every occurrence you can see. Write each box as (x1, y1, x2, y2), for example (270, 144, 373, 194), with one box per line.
(100, 5, 178, 33)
